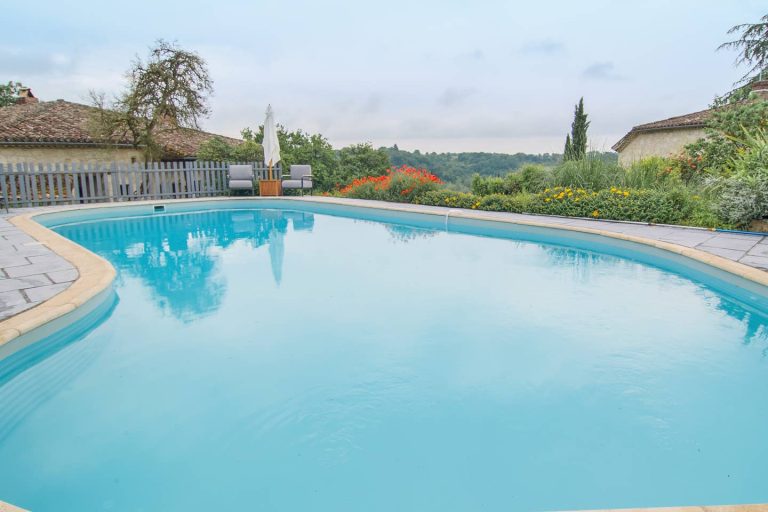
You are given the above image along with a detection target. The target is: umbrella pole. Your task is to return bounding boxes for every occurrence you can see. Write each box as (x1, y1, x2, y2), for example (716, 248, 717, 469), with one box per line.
(268, 161, 273, 181)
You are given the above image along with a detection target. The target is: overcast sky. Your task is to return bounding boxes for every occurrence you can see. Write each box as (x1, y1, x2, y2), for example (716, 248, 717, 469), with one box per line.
(2, 1, 765, 154)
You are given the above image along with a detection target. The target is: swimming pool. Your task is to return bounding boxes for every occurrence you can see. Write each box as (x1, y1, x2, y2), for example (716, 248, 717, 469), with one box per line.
(1, 200, 767, 511)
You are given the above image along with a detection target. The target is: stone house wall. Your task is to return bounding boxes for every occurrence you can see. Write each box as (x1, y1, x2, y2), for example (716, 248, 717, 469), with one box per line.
(0, 146, 145, 167)
(617, 128, 706, 166)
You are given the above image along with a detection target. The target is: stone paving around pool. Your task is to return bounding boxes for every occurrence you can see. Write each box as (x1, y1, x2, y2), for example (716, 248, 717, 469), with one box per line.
(0, 214, 78, 321)
(1, 197, 768, 323)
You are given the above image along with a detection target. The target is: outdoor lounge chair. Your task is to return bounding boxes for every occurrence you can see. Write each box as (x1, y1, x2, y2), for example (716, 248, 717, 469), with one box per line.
(281, 165, 313, 195)
(228, 164, 255, 195)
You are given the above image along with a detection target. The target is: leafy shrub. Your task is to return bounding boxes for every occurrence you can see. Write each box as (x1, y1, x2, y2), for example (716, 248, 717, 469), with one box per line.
(713, 176, 768, 226)
(710, 128, 768, 226)
(413, 190, 479, 209)
(334, 143, 391, 187)
(339, 165, 443, 202)
(687, 197, 728, 229)
(470, 173, 523, 195)
(414, 186, 700, 225)
(471, 175, 504, 195)
(682, 99, 768, 177)
(518, 164, 551, 192)
(469, 165, 550, 196)
(196, 135, 264, 162)
(341, 167, 725, 227)
(478, 193, 534, 213)
(526, 186, 696, 224)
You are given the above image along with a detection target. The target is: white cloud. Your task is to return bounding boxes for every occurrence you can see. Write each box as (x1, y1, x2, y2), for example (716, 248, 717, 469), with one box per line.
(582, 62, 624, 81)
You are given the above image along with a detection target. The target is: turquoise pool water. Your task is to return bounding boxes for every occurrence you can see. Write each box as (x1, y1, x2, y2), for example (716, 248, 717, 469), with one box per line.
(1, 202, 767, 511)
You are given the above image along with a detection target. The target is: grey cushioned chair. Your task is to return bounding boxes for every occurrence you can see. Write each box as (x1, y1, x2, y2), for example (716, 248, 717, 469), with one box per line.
(228, 164, 255, 195)
(281, 165, 313, 195)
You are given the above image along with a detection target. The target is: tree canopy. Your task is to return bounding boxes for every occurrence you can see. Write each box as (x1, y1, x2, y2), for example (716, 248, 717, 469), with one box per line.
(90, 40, 214, 160)
(196, 130, 264, 162)
(0, 81, 22, 107)
(719, 14, 768, 85)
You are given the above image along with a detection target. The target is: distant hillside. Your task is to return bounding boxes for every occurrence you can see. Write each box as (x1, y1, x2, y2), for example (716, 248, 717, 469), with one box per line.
(381, 146, 617, 189)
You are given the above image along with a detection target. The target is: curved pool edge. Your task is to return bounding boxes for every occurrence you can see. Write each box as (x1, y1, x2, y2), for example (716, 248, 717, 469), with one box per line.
(0, 213, 116, 349)
(1, 195, 766, 348)
(294, 196, 768, 287)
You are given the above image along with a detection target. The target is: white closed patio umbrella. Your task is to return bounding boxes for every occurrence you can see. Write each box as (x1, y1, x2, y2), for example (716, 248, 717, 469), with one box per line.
(263, 104, 281, 180)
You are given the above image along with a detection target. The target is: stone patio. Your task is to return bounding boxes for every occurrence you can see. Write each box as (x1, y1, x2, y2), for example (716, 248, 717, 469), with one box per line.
(0, 215, 78, 320)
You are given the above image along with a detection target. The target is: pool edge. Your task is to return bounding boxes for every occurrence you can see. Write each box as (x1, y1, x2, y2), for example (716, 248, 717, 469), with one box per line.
(0, 213, 116, 347)
(291, 196, 768, 288)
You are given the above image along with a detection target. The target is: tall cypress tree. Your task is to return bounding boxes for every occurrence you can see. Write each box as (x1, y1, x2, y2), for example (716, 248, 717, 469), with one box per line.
(563, 97, 589, 161)
(563, 134, 574, 161)
(570, 97, 589, 160)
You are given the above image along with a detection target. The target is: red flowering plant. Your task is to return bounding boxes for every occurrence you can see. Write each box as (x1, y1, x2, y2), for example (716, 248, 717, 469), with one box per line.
(338, 165, 443, 202)
(667, 151, 705, 182)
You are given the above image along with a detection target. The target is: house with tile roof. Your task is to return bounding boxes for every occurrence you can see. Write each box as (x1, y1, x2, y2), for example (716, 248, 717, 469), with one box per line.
(612, 80, 768, 166)
(0, 89, 242, 165)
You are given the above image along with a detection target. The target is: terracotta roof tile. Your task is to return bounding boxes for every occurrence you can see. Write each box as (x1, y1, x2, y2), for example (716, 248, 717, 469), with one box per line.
(0, 99, 241, 158)
(611, 107, 713, 152)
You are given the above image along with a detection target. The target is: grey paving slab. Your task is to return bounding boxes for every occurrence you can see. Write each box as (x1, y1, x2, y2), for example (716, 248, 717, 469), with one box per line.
(697, 246, 745, 261)
(748, 244, 768, 257)
(0, 255, 30, 268)
(46, 268, 79, 284)
(5, 259, 74, 279)
(700, 235, 761, 251)
(657, 235, 716, 248)
(26, 254, 71, 266)
(738, 255, 768, 270)
(0, 217, 78, 320)
(24, 283, 71, 302)
(0, 302, 41, 318)
(0, 275, 53, 292)
(2, 233, 35, 244)
(12, 244, 55, 257)
(0, 290, 28, 310)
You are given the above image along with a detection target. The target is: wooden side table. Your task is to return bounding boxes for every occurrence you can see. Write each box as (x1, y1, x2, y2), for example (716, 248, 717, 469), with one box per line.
(259, 179, 282, 197)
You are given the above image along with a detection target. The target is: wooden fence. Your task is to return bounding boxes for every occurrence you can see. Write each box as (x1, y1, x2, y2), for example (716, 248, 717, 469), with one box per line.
(0, 161, 281, 208)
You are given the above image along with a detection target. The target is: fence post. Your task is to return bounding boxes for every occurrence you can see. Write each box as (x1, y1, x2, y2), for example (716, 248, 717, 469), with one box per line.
(0, 163, 8, 210)
(54, 162, 64, 205)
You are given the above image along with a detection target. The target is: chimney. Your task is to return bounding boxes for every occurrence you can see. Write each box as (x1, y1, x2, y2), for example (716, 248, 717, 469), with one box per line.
(751, 80, 768, 101)
(16, 87, 38, 105)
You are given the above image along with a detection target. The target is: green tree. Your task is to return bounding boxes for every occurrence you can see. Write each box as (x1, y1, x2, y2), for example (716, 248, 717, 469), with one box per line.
(0, 81, 22, 107)
(383, 145, 569, 190)
(719, 14, 768, 86)
(563, 134, 574, 161)
(684, 98, 768, 175)
(90, 40, 213, 161)
(564, 97, 589, 161)
(196, 137, 235, 161)
(196, 131, 263, 162)
(251, 125, 338, 189)
(335, 143, 390, 187)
